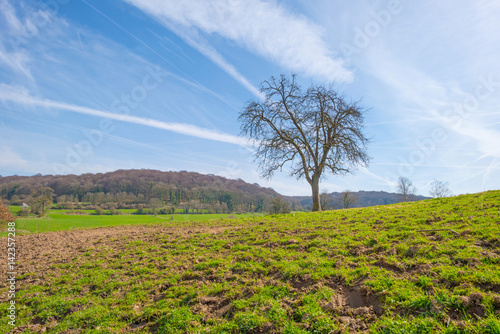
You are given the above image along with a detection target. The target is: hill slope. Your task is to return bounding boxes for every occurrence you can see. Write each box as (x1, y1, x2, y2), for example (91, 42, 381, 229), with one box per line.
(1, 191, 499, 332)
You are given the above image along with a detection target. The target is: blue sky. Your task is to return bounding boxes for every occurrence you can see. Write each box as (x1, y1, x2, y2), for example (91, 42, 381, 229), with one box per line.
(1, 0, 499, 196)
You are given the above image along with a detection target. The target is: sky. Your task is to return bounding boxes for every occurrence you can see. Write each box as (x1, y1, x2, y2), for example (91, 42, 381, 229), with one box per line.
(0, 0, 499, 197)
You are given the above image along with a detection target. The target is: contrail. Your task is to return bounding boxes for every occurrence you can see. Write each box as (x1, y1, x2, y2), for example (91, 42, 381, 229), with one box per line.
(0, 89, 250, 146)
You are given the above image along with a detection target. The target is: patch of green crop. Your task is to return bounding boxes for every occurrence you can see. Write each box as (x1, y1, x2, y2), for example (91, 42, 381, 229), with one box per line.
(0, 211, 261, 236)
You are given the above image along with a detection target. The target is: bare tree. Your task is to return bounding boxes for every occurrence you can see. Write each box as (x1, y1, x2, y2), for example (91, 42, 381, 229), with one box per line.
(429, 179, 452, 198)
(320, 190, 334, 210)
(397, 177, 416, 202)
(267, 197, 291, 214)
(338, 190, 358, 209)
(239, 74, 370, 211)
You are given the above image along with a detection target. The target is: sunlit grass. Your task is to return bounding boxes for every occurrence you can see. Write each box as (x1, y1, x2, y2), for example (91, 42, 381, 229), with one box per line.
(1, 191, 499, 333)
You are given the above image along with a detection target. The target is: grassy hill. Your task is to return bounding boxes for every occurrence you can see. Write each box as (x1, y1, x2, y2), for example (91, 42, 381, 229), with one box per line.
(1, 191, 499, 333)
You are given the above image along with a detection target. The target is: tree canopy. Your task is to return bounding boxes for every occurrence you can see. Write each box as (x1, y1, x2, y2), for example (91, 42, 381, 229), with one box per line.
(239, 74, 370, 211)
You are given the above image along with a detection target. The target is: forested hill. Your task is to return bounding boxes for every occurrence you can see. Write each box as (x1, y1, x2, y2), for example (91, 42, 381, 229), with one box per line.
(0, 170, 430, 213)
(0, 169, 281, 213)
(292, 190, 430, 210)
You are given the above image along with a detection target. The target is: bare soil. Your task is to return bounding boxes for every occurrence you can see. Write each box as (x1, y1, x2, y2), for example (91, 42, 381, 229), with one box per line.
(0, 224, 231, 300)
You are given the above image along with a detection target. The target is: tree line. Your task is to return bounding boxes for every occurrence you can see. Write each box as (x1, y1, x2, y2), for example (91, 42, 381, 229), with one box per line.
(0, 169, 300, 216)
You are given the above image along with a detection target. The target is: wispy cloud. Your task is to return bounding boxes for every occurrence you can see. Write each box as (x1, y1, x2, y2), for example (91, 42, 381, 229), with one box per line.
(160, 25, 262, 98)
(0, 1, 31, 80)
(78, 0, 244, 112)
(0, 0, 24, 33)
(0, 145, 27, 168)
(123, 0, 353, 84)
(359, 167, 395, 187)
(0, 0, 55, 81)
(366, 46, 500, 161)
(0, 84, 250, 146)
(0, 48, 32, 80)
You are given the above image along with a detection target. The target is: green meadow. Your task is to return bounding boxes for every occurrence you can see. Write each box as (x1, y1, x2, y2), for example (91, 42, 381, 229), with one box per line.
(2, 211, 259, 236)
(1, 191, 499, 333)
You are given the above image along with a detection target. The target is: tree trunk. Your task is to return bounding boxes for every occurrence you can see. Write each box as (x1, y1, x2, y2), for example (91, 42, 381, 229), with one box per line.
(311, 174, 322, 212)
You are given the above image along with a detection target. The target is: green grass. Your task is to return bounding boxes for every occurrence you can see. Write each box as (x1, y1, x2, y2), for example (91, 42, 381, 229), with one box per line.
(1, 191, 499, 333)
(12, 206, 258, 216)
(1, 211, 260, 236)
(4, 214, 162, 234)
(50, 208, 138, 214)
(8, 205, 23, 214)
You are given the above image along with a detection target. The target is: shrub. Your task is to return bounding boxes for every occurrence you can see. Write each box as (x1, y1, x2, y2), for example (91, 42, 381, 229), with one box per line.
(0, 200, 15, 222)
(110, 209, 121, 215)
(17, 208, 30, 217)
(267, 197, 291, 214)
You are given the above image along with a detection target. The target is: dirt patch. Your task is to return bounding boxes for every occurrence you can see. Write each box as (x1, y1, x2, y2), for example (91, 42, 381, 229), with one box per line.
(0, 224, 231, 299)
(374, 259, 433, 276)
(374, 259, 404, 273)
(348, 245, 373, 256)
(475, 283, 500, 293)
(192, 295, 233, 320)
(319, 285, 381, 333)
(291, 274, 314, 290)
(474, 238, 500, 249)
(321, 279, 383, 318)
(345, 286, 383, 315)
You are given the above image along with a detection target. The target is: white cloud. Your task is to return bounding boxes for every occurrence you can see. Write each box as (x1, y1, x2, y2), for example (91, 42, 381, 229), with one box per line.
(163, 26, 263, 98)
(0, 84, 250, 147)
(365, 46, 500, 161)
(0, 0, 54, 80)
(0, 145, 27, 168)
(0, 48, 32, 80)
(361, 39, 500, 192)
(0, 0, 23, 32)
(122, 0, 353, 83)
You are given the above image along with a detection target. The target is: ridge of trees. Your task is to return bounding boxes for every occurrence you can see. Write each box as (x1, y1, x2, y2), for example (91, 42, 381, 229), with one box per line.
(291, 190, 430, 210)
(0, 169, 299, 214)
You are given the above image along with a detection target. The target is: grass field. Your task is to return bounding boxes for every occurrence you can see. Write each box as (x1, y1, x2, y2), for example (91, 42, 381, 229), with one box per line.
(1, 191, 499, 333)
(1, 211, 260, 236)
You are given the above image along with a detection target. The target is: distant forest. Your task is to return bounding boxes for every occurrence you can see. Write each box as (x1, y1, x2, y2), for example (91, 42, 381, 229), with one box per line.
(0, 169, 300, 214)
(292, 191, 430, 210)
(0, 169, 430, 215)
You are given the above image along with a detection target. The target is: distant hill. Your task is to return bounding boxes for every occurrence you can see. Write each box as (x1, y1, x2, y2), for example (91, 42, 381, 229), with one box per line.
(290, 190, 430, 210)
(0, 169, 281, 213)
(0, 170, 431, 213)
